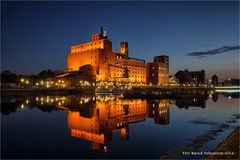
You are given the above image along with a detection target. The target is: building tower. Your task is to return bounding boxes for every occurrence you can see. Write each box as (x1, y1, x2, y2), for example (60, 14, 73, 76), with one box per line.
(120, 41, 129, 58)
(154, 55, 169, 85)
(154, 55, 169, 65)
(100, 26, 104, 35)
(211, 74, 218, 86)
(154, 55, 169, 77)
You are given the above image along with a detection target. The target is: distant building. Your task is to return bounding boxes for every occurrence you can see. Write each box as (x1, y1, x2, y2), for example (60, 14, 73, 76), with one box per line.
(55, 65, 95, 88)
(223, 79, 240, 86)
(169, 75, 179, 86)
(147, 55, 169, 85)
(211, 74, 218, 86)
(174, 69, 206, 85)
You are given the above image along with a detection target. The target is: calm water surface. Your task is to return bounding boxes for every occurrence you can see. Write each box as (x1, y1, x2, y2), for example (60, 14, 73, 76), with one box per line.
(1, 92, 239, 159)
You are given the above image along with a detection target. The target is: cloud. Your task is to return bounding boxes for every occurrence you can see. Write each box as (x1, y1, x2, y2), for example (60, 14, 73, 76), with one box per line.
(197, 56, 207, 59)
(186, 45, 240, 58)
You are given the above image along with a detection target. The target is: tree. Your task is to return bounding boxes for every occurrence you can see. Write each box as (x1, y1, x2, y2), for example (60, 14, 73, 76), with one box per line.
(0, 70, 17, 84)
(38, 69, 55, 79)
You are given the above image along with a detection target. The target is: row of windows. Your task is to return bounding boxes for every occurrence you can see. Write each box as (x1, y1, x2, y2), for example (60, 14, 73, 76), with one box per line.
(72, 47, 101, 52)
(130, 79, 145, 82)
(128, 67, 146, 72)
(159, 110, 168, 114)
(112, 73, 145, 78)
(117, 60, 145, 68)
(90, 50, 98, 53)
(127, 64, 146, 68)
(109, 107, 146, 113)
(130, 72, 145, 75)
(71, 41, 103, 52)
(151, 73, 169, 77)
(90, 61, 97, 64)
(111, 69, 145, 74)
(129, 75, 145, 79)
(90, 55, 98, 59)
(160, 67, 168, 70)
(129, 69, 145, 72)
(151, 67, 168, 70)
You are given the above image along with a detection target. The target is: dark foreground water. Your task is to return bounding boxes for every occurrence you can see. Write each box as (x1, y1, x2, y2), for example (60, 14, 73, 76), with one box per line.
(1, 92, 239, 159)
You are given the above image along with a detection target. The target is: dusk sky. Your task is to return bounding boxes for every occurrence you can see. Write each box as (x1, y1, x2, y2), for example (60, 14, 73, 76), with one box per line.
(1, 1, 239, 81)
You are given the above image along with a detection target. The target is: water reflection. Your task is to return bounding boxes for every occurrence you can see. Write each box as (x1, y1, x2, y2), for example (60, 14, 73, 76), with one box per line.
(212, 92, 218, 102)
(209, 91, 239, 102)
(1, 92, 235, 153)
(68, 98, 171, 152)
(222, 92, 240, 99)
(175, 95, 207, 109)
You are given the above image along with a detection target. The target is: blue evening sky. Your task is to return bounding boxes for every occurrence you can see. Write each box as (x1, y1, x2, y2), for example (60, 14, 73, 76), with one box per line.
(1, 1, 239, 81)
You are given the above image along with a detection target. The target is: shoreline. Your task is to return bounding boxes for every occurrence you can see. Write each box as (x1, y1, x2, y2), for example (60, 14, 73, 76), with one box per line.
(1, 87, 212, 96)
(205, 127, 239, 159)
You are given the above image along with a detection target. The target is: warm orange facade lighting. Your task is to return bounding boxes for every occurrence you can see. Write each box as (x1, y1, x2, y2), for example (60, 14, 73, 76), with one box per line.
(67, 28, 147, 83)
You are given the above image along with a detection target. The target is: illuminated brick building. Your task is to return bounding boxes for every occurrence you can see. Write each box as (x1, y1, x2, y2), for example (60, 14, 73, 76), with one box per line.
(147, 55, 169, 85)
(67, 27, 147, 83)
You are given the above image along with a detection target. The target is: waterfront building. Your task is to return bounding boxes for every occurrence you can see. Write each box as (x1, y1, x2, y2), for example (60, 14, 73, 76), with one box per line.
(223, 78, 239, 86)
(55, 65, 95, 88)
(67, 26, 147, 84)
(147, 55, 169, 85)
(146, 62, 159, 85)
(174, 69, 206, 85)
(169, 75, 179, 86)
(211, 74, 218, 86)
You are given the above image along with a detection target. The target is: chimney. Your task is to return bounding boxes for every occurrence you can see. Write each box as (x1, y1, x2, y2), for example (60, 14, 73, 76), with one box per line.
(100, 26, 104, 35)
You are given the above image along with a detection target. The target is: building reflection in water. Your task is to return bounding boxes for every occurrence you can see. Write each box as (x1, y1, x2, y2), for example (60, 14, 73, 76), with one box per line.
(1, 94, 210, 152)
(212, 92, 219, 102)
(222, 92, 240, 99)
(209, 91, 239, 102)
(67, 98, 170, 151)
(147, 100, 169, 125)
(175, 94, 207, 109)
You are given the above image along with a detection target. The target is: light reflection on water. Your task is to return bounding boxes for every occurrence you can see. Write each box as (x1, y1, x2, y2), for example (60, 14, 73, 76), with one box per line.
(1, 92, 239, 159)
